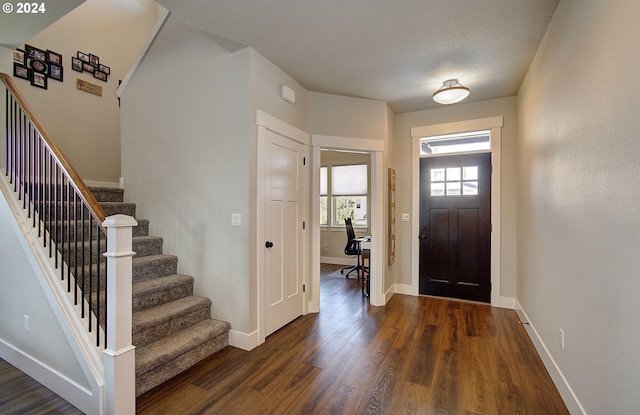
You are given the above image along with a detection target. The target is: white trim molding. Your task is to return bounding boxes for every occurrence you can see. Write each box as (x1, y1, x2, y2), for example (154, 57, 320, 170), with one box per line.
(516, 301, 587, 415)
(311, 135, 386, 307)
(410, 116, 504, 307)
(117, 8, 170, 98)
(228, 329, 260, 351)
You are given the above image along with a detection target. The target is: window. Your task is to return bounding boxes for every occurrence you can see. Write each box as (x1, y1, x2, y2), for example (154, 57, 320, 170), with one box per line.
(320, 163, 368, 228)
(430, 165, 478, 196)
(332, 164, 368, 227)
(320, 166, 328, 226)
(421, 130, 490, 155)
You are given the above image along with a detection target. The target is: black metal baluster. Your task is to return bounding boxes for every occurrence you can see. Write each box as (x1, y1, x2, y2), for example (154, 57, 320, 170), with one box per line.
(88, 216, 93, 335)
(96, 222, 101, 347)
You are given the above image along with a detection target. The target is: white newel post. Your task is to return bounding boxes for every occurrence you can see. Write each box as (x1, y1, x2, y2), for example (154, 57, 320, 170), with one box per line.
(102, 214, 138, 415)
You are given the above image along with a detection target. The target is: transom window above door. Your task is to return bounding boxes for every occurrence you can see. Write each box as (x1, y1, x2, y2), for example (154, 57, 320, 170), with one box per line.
(420, 130, 490, 155)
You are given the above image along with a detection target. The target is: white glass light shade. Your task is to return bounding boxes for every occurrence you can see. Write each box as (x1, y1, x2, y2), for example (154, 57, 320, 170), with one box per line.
(432, 79, 470, 104)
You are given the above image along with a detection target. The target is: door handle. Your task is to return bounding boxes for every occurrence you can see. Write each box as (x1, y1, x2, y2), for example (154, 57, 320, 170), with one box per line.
(265, 241, 274, 248)
(418, 232, 427, 240)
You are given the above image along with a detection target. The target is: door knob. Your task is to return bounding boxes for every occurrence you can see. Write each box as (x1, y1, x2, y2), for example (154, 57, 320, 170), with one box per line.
(265, 241, 274, 248)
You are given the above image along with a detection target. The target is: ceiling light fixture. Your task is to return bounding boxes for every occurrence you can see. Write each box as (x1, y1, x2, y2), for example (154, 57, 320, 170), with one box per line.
(432, 79, 470, 105)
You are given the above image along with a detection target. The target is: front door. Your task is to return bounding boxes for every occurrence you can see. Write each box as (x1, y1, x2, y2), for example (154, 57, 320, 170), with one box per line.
(264, 129, 306, 335)
(419, 153, 491, 302)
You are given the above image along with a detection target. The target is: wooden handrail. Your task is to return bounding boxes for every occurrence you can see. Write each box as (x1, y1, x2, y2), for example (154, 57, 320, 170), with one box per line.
(1, 72, 106, 223)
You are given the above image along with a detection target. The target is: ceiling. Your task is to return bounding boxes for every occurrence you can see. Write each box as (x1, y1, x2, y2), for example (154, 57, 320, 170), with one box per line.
(156, 0, 560, 114)
(0, 0, 85, 49)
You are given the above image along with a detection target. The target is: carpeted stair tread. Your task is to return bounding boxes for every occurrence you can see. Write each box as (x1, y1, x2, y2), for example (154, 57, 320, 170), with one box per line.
(132, 254, 178, 281)
(131, 236, 164, 258)
(89, 187, 124, 203)
(133, 274, 193, 298)
(99, 201, 136, 217)
(62, 235, 163, 266)
(135, 318, 231, 375)
(132, 274, 194, 312)
(133, 295, 211, 332)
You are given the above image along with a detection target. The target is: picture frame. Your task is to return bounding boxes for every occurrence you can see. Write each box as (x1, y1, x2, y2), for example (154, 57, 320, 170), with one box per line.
(13, 63, 30, 80)
(71, 57, 83, 72)
(29, 59, 48, 73)
(83, 63, 95, 73)
(46, 50, 62, 65)
(13, 49, 25, 65)
(25, 44, 46, 61)
(78, 51, 89, 63)
(98, 64, 110, 75)
(89, 54, 99, 67)
(93, 70, 107, 82)
(48, 64, 63, 82)
(31, 71, 47, 90)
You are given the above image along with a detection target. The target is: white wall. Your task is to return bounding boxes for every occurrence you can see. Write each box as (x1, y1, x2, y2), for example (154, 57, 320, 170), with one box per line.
(6, 0, 159, 183)
(0, 185, 91, 407)
(517, 1, 640, 413)
(393, 97, 519, 299)
(121, 13, 252, 334)
(308, 92, 387, 141)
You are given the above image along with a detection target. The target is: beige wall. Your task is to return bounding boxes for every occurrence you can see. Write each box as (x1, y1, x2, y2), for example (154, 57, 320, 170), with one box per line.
(308, 92, 388, 141)
(6, 0, 159, 183)
(517, 1, 640, 413)
(393, 97, 519, 299)
(121, 14, 309, 336)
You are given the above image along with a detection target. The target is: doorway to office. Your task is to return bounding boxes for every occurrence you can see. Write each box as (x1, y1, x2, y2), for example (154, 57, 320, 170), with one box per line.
(310, 135, 385, 312)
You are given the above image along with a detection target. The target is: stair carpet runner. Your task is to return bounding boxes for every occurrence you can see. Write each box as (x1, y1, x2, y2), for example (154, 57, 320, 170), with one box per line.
(87, 187, 231, 396)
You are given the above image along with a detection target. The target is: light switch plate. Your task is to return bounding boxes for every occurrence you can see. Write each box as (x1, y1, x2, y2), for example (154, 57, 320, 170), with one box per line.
(401, 213, 409, 222)
(231, 213, 241, 227)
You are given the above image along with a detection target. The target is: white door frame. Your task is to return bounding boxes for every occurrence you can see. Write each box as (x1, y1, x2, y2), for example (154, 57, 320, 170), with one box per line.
(410, 116, 504, 307)
(309, 135, 386, 311)
(256, 111, 310, 345)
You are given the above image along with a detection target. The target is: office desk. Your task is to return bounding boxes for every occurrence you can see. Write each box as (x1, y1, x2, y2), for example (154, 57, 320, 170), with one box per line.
(355, 236, 371, 296)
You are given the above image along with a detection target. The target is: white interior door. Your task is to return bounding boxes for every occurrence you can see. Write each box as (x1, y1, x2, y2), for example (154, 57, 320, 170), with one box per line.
(264, 129, 306, 335)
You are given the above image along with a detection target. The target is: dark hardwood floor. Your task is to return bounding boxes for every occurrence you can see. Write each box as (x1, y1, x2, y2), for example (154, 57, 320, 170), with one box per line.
(0, 358, 83, 415)
(1, 264, 568, 414)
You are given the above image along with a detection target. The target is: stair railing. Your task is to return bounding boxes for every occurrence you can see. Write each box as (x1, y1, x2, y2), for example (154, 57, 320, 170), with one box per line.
(1, 73, 108, 348)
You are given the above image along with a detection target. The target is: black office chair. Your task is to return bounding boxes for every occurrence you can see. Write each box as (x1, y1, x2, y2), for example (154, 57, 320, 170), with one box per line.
(340, 218, 362, 279)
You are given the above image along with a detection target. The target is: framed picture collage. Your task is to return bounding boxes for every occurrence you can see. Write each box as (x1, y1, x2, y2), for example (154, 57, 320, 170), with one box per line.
(13, 45, 64, 90)
(12, 45, 111, 91)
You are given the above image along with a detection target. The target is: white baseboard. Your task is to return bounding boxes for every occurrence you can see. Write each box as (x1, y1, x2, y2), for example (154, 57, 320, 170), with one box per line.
(499, 296, 516, 309)
(0, 340, 99, 415)
(228, 329, 260, 351)
(394, 283, 418, 296)
(515, 301, 586, 415)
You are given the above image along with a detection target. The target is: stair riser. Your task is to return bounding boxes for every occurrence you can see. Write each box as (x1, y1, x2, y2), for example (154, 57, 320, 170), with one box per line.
(74, 255, 178, 290)
(133, 307, 211, 348)
(135, 332, 229, 397)
(49, 219, 149, 242)
(89, 188, 124, 203)
(37, 202, 137, 219)
(133, 283, 193, 313)
(133, 257, 178, 282)
(62, 237, 164, 267)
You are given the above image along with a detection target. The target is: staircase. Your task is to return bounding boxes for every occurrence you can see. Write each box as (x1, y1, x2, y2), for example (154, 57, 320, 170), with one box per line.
(89, 186, 231, 396)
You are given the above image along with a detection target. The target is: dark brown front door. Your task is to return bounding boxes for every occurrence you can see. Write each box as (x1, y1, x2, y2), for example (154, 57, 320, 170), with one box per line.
(419, 153, 491, 302)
